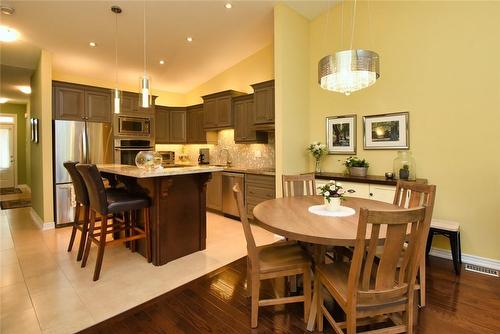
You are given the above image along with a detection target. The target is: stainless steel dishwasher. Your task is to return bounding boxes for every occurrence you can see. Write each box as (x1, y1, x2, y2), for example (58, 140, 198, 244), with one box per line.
(222, 172, 245, 218)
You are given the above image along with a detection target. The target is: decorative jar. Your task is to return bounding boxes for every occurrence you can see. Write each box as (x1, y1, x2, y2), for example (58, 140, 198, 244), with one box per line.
(393, 151, 416, 180)
(135, 151, 162, 171)
(325, 197, 341, 211)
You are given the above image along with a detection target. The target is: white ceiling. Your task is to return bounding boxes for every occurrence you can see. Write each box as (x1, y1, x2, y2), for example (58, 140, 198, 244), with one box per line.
(0, 1, 330, 95)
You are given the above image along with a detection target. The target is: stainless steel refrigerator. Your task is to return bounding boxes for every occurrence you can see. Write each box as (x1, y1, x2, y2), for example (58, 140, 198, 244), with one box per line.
(53, 120, 113, 226)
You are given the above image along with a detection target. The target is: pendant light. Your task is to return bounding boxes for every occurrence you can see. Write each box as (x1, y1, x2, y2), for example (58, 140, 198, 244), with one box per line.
(111, 5, 122, 114)
(318, 0, 380, 95)
(140, 0, 151, 108)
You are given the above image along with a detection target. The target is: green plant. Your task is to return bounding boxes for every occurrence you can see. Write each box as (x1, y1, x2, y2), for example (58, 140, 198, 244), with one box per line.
(307, 142, 327, 160)
(318, 181, 346, 202)
(342, 156, 370, 168)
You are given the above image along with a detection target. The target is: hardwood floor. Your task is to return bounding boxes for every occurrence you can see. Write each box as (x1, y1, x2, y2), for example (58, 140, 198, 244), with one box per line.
(79, 256, 500, 334)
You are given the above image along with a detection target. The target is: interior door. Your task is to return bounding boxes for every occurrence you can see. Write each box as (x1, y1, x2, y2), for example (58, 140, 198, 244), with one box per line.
(0, 124, 15, 188)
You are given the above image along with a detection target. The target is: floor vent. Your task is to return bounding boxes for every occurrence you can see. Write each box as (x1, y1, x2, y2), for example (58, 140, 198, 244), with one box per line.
(464, 264, 499, 277)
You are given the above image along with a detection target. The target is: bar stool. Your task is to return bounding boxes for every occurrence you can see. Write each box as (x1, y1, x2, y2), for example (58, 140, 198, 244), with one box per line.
(76, 164, 152, 281)
(426, 218, 462, 274)
(63, 161, 90, 261)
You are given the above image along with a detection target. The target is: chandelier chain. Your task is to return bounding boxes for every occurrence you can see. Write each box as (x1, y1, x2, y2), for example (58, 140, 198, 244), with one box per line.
(143, 0, 147, 77)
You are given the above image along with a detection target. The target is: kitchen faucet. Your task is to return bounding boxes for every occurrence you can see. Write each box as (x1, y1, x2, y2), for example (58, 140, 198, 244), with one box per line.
(220, 148, 232, 166)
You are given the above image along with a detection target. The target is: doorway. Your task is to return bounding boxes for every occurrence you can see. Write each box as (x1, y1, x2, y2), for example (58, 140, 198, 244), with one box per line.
(0, 113, 17, 188)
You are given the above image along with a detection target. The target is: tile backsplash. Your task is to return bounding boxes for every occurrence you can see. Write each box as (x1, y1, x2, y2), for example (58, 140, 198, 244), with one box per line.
(155, 129, 275, 169)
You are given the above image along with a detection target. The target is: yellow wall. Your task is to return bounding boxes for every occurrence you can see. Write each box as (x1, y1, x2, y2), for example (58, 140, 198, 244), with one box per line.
(52, 72, 186, 107)
(30, 50, 54, 223)
(0, 103, 28, 184)
(274, 5, 311, 196)
(306, 1, 500, 259)
(185, 44, 274, 105)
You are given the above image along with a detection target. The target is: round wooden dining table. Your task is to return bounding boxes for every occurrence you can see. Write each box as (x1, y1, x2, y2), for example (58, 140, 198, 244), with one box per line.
(252, 195, 402, 331)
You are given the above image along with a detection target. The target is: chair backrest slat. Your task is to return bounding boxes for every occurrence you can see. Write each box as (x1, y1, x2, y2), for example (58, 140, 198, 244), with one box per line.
(232, 184, 258, 268)
(282, 174, 316, 198)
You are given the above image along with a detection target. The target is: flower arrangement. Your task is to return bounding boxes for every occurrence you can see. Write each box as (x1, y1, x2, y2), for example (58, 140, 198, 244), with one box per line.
(307, 142, 327, 173)
(318, 180, 346, 203)
(342, 156, 370, 168)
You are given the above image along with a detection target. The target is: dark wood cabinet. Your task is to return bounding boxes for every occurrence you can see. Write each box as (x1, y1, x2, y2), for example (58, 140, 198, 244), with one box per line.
(206, 172, 222, 211)
(233, 94, 267, 143)
(246, 174, 275, 219)
(53, 84, 85, 121)
(85, 90, 112, 123)
(155, 106, 170, 144)
(187, 104, 206, 144)
(155, 106, 186, 144)
(251, 80, 275, 129)
(169, 108, 187, 143)
(120, 93, 140, 114)
(202, 90, 245, 130)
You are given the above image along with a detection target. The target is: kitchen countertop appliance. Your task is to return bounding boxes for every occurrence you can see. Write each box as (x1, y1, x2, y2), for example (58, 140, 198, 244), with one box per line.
(158, 151, 175, 167)
(198, 148, 210, 165)
(114, 138, 154, 166)
(53, 119, 113, 226)
(222, 172, 245, 219)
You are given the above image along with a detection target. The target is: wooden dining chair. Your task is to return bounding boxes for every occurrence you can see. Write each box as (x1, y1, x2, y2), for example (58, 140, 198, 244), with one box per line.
(316, 205, 431, 334)
(392, 181, 436, 307)
(233, 183, 312, 328)
(282, 173, 317, 197)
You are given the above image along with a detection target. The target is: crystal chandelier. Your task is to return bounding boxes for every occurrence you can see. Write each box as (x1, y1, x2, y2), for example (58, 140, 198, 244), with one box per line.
(318, 0, 380, 95)
(318, 49, 379, 96)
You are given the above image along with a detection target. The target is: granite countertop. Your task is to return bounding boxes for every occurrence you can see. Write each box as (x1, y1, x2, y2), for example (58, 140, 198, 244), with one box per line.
(97, 164, 224, 178)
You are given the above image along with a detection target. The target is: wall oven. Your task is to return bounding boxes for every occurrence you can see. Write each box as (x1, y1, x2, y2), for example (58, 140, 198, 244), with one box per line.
(116, 116, 152, 137)
(114, 138, 154, 165)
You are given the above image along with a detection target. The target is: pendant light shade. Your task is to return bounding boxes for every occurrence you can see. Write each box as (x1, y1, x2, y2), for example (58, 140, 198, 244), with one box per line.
(113, 88, 121, 114)
(318, 49, 380, 96)
(111, 5, 122, 113)
(140, 76, 151, 108)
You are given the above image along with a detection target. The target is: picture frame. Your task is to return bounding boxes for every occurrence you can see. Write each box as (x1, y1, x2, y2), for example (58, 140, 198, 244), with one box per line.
(31, 118, 39, 143)
(363, 112, 409, 150)
(326, 114, 356, 155)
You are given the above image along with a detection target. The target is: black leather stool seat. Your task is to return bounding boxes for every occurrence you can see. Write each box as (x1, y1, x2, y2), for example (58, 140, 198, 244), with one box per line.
(106, 191, 150, 214)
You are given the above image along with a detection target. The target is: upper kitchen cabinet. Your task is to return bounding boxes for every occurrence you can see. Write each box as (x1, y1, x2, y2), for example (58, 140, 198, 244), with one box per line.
(121, 92, 157, 115)
(187, 104, 206, 144)
(251, 80, 275, 130)
(54, 81, 111, 122)
(233, 94, 267, 144)
(202, 90, 246, 130)
(155, 106, 187, 144)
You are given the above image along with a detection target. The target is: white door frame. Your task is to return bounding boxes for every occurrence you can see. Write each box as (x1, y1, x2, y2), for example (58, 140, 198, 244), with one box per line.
(0, 113, 18, 187)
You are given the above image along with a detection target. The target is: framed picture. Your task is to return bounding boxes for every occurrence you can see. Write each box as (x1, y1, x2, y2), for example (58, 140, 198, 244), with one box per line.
(326, 115, 356, 154)
(31, 118, 39, 143)
(363, 112, 409, 149)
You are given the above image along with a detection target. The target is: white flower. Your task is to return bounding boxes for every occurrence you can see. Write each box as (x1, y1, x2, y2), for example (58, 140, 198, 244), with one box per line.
(337, 189, 345, 194)
(324, 191, 330, 197)
(329, 185, 335, 191)
(328, 180, 335, 184)
(336, 182, 342, 187)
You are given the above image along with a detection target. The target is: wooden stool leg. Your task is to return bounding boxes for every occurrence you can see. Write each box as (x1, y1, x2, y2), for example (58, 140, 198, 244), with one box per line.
(76, 206, 89, 261)
(130, 210, 137, 253)
(93, 213, 108, 281)
(143, 207, 151, 263)
(81, 210, 96, 268)
(450, 232, 461, 275)
(67, 203, 80, 252)
(124, 211, 131, 248)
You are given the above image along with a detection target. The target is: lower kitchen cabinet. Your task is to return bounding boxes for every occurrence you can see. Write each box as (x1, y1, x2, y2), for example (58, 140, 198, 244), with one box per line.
(207, 172, 222, 211)
(246, 174, 275, 219)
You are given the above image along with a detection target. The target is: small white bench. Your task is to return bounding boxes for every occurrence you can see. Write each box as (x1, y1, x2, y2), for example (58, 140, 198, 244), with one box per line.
(427, 219, 461, 274)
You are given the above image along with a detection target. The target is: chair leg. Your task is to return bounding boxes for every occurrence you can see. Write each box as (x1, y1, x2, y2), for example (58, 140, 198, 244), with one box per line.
(81, 210, 96, 268)
(303, 267, 311, 323)
(419, 255, 426, 307)
(67, 203, 80, 252)
(143, 207, 152, 263)
(316, 275, 324, 332)
(346, 306, 356, 334)
(251, 274, 260, 328)
(76, 206, 89, 261)
(406, 296, 414, 334)
(246, 259, 252, 298)
(93, 213, 108, 281)
(450, 232, 461, 275)
(458, 232, 462, 264)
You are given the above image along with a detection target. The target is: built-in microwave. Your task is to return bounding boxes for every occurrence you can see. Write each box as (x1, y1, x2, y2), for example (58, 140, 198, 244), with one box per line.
(117, 116, 151, 137)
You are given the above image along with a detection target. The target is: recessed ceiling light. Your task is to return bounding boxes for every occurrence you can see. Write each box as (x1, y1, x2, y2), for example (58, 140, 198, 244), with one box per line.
(159, 60, 165, 65)
(0, 5, 15, 15)
(225, 3, 232, 9)
(18, 86, 32, 94)
(89, 41, 97, 47)
(186, 36, 193, 43)
(0, 25, 19, 42)
(0, 97, 8, 104)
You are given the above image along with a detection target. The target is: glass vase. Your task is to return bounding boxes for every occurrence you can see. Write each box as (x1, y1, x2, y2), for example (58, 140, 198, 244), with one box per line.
(393, 151, 416, 180)
(315, 159, 321, 173)
(135, 151, 162, 171)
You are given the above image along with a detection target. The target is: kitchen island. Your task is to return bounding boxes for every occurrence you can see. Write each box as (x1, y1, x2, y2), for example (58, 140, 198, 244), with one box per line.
(97, 164, 224, 266)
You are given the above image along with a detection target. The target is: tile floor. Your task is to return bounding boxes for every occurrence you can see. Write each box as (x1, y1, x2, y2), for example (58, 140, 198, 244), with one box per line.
(0, 204, 279, 334)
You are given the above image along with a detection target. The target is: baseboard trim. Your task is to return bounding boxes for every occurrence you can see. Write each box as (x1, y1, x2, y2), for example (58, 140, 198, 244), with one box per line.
(29, 208, 55, 230)
(429, 247, 500, 271)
